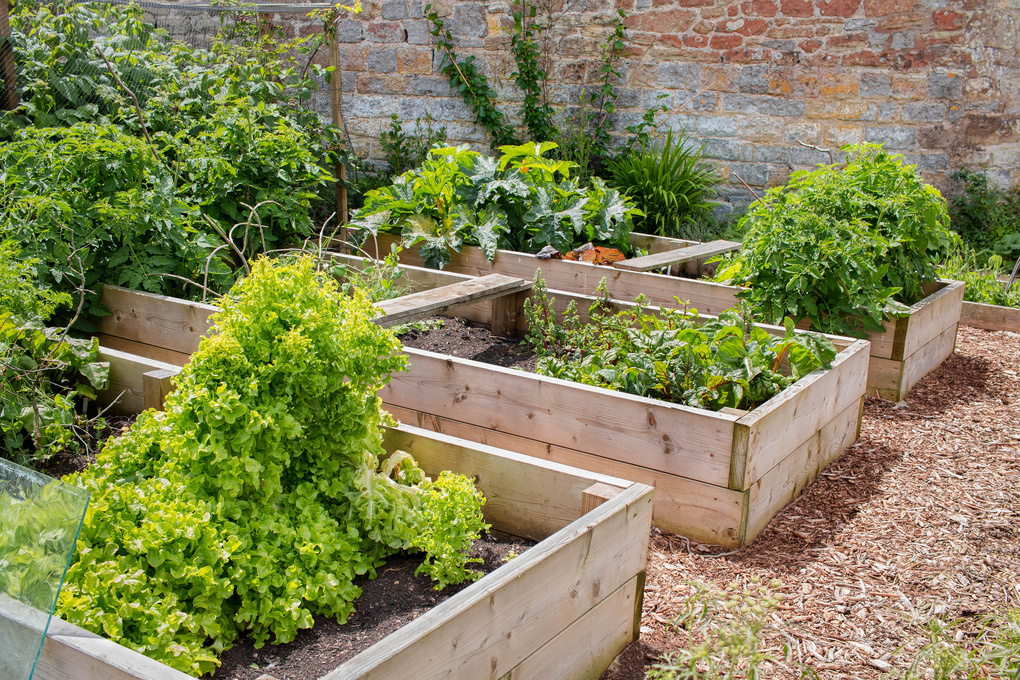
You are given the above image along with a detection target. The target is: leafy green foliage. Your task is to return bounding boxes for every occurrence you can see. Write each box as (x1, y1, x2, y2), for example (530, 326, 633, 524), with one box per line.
(608, 128, 721, 238)
(523, 274, 836, 411)
(1, 243, 109, 464)
(58, 258, 487, 674)
(939, 242, 1020, 308)
(2, 2, 338, 305)
(714, 144, 952, 338)
(413, 471, 489, 590)
(948, 170, 1020, 259)
(379, 113, 449, 179)
(510, 0, 557, 144)
(350, 143, 641, 267)
(426, 3, 517, 148)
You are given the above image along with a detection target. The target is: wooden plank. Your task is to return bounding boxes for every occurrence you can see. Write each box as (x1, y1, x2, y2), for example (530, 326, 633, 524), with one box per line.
(734, 339, 870, 489)
(384, 348, 738, 488)
(581, 482, 622, 514)
(95, 334, 191, 367)
(490, 290, 520, 337)
(960, 300, 1020, 332)
(98, 285, 216, 356)
(867, 356, 905, 401)
(743, 396, 863, 543)
(142, 369, 178, 411)
(628, 232, 697, 254)
(382, 424, 632, 542)
(374, 274, 532, 327)
(900, 280, 965, 359)
(97, 347, 183, 415)
(363, 233, 745, 318)
(899, 322, 959, 398)
(861, 317, 900, 361)
(322, 483, 654, 680)
(327, 252, 473, 294)
(385, 405, 747, 546)
(0, 595, 191, 680)
(499, 574, 641, 680)
(614, 240, 740, 274)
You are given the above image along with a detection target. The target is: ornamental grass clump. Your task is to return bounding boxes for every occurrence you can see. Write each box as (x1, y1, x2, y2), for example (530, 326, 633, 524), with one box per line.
(714, 144, 952, 338)
(58, 258, 487, 675)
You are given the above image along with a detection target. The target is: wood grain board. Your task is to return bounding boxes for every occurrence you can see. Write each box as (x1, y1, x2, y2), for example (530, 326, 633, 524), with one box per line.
(374, 274, 531, 327)
(960, 300, 1020, 332)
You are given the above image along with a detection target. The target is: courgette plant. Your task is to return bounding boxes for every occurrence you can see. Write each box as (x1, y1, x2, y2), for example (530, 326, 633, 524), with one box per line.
(349, 142, 641, 268)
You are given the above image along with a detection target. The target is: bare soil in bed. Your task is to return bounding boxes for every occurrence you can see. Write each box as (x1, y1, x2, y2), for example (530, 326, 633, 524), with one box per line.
(215, 534, 530, 680)
(398, 317, 537, 371)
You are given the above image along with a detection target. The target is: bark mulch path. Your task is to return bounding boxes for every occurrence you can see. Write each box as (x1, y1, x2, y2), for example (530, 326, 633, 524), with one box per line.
(603, 325, 1020, 679)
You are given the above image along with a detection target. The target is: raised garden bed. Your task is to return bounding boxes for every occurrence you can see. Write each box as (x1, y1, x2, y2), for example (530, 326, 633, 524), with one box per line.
(358, 233, 964, 402)
(960, 300, 1020, 333)
(4, 345, 653, 679)
(92, 283, 870, 548)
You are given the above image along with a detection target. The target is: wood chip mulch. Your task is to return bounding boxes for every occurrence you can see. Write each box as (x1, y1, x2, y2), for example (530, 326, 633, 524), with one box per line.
(604, 325, 1020, 679)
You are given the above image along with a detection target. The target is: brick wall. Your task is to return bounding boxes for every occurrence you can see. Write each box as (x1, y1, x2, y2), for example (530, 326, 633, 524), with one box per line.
(148, 0, 1019, 210)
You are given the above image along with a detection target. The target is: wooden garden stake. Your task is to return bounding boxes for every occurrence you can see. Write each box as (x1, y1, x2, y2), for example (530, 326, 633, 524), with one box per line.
(328, 17, 349, 233)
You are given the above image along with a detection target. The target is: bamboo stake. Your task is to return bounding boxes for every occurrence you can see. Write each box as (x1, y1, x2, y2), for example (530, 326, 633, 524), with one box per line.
(328, 18, 349, 234)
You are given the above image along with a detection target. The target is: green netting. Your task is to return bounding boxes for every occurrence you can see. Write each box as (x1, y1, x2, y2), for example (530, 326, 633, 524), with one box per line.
(0, 460, 89, 680)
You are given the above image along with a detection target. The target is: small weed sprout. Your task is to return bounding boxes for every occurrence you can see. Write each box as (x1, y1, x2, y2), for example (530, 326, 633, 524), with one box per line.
(646, 576, 789, 680)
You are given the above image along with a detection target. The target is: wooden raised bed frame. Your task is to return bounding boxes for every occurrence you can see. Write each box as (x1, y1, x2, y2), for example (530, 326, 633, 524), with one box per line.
(93, 278, 869, 548)
(6, 349, 653, 679)
(358, 234, 963, 402)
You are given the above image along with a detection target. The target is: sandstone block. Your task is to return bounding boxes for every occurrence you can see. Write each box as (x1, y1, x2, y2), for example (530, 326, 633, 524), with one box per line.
(723, 93, 759, 113)
(818, 0, 861, 17)
(760, 97, 805, 116)
(702, 137, 743, 160)
(452, 5, 488, 37)
(656, 62, 702, 90)
(335, 19, 363, 43)
(752, 144, 791, 162)
(381, 0, 409, 20)
(739, 65, 769, 94)
(366, 22, 406, 43)
(864, 125, 916, 148)
(729, 162, 769, 186)
(367, 48, 399, 73)
(903, 102, 947, 122)
(699, 115, 741, 137)
(928, 71, 963, 99)
(859, 73, 892, 97)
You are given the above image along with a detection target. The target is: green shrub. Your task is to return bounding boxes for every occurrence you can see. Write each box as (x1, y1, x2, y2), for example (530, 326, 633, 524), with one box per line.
(715, 144, 952, 338)
(607, 128, 721, 239)
(948, 169, 1020, 258)
(0, 242, 109, 465)
(939, 242, 1020, 308)
(58, 258, 487, 674)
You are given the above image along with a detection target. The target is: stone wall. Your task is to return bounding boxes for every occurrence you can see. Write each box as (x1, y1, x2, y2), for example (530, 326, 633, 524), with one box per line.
(148, 0, 1019, 209)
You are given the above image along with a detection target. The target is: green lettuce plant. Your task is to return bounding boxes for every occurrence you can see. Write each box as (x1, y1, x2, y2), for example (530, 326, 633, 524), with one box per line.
(58, 258, 487, 674)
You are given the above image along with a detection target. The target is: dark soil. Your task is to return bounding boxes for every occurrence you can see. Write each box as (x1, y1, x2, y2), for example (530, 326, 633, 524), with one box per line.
(28, 415, 136, 479)
(398, 317, 537, 371)
(213, 533, 530, 680)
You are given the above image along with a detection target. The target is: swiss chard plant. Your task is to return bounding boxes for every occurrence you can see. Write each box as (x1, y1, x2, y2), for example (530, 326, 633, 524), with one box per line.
(349, 142, 641, 268)
(58, 258, 488, 674)
(714, 144, 952, 338)
(523, 274, 837, 411)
